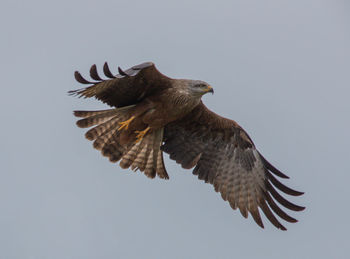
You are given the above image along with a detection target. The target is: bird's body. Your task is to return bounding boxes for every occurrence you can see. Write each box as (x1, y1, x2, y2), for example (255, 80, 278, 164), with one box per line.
(69, 61, 304, 230)
(132, 80, 204, 129)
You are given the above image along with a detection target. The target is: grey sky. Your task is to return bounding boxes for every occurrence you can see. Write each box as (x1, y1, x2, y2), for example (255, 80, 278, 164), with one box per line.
(1, 0, 349, 258)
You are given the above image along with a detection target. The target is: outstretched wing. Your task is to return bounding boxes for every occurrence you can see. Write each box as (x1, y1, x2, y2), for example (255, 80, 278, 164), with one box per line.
(68, 62, 171, 107)
(162, 102, 304, 230)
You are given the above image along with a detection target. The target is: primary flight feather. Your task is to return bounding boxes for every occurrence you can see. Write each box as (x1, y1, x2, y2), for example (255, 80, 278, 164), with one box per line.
(69, 61, 304, 230)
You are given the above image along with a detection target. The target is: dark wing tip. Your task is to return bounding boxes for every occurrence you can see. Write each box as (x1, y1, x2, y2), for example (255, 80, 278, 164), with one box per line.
(267, 181, 305, 211)
(265, 192, 298, 223)
(280, 225, 287, 231)
(118, 66, 129, 76)
(259, 152, 289, 179)
(89, 64, 103, 81)
(259, 199, 287, 230)
(267, 172, 304, 196)
(256, 220, 265, 229)
(250, 209, 265, 229)
(103, 62, 116, 78)
(74, 71, 94, 84)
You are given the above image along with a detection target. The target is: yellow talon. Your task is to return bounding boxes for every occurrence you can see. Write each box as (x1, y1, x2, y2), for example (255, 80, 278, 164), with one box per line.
(118, 116, 135, 131)
(135, 127, 150, 143)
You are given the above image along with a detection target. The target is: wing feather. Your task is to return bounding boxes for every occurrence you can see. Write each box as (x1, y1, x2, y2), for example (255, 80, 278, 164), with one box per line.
(69, 62, 171, 108)
(89, 64, 103, 81)
(103, 62, 116, 79)
(74, 71, 95, 84)
(162, 102, 304, 230)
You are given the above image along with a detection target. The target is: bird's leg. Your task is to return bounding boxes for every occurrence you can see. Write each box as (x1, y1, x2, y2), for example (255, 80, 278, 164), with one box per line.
(135, 127, 150, 143)
(118, 116, 135, 131)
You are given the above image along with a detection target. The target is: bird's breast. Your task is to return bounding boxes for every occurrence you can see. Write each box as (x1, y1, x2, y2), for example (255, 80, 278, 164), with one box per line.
(142, 90, 199, 128)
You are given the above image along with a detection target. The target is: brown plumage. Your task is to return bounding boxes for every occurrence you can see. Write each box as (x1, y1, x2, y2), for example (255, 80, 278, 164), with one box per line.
(69, 61, 304, 230)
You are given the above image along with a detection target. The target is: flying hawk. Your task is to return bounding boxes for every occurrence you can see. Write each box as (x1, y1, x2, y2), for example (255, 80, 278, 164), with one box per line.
(69, 62, 304, 230)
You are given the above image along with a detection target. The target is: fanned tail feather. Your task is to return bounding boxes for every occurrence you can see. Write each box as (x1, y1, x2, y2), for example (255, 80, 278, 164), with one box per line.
(85, 117, 120, 141)
(75, 110, 121, 128)
(74, 109, 115, 118)
(73, 107, 168, 179)
(132, 142, 151, 172)
(120, 128, 168, 179)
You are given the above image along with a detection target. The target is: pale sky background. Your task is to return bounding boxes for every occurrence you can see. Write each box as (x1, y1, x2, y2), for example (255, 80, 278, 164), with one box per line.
(1, 0, 349, 258)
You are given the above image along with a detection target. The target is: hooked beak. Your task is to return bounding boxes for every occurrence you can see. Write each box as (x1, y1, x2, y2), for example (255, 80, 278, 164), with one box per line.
(206, 85, 214, 94)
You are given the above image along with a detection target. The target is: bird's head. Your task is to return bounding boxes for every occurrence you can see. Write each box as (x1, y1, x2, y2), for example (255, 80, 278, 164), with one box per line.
(188, 80, 214, 97)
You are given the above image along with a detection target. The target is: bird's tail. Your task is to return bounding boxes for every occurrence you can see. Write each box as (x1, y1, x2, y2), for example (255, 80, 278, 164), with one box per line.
(73, 106, 168, 179)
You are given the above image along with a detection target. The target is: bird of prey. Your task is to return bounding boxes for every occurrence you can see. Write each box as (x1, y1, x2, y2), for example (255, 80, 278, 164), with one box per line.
(69, 62, 304, 230)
